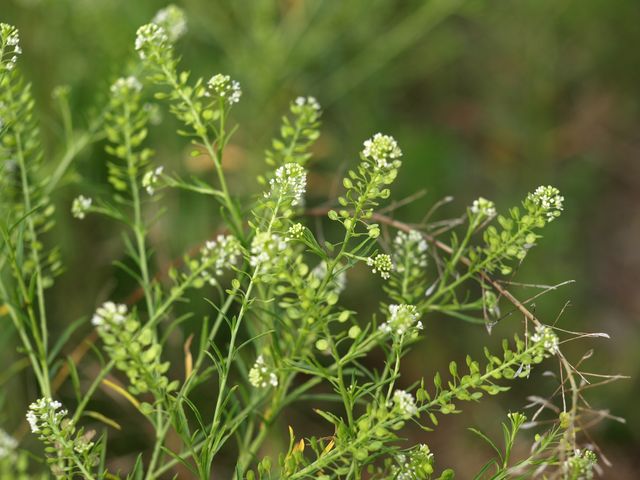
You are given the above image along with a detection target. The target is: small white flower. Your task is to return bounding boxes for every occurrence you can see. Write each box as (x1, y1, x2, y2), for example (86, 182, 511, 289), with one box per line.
(362, 133, 402, 170)
(528, 185, 564, 222)
(205, 74, 242, 105)
(564, 449, 597, 480)
(530, 324, 559, 355)
(27, 397, 94, 455)
(199, 234, 242, 285)
(26, 410, 39, 433)
(26, 397, 66, 435)
(367, 253, 393, 280)
(392, 444, 434, 480)
(266, 163, 307, 206)
(0, 428, 17, 459)
(393, 230, 428, 270)
(250, 232, 288, 270)
(379, 304, 422, 337)
(144, 102, 163, 125)
(1, 24, 21, 69)
(135, 23, 168, 59)
(392, 389, 418, 418)
(311, 261, 347, 294)
(470, 197, 496, 218)
(73, 435, 94, 454)
(142, 166, 164, 195)
(91, 301, 128, 328)
(294, 96, 321, 112)
(249, 355, 278, 388)
(110, 76, 143, 95)
(71, 195, 92, 219)
(287, 222, 305, 240)
(6, 37, 18, 49)
(151, 5, 187, 42)
(6, 31, 19, 46)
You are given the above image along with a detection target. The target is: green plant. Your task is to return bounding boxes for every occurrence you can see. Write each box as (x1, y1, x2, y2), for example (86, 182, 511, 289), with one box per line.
(0, 7, 620, 479)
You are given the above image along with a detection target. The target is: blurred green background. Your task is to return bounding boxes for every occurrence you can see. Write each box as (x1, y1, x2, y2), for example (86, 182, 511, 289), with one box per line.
(2, 0, 639, 476)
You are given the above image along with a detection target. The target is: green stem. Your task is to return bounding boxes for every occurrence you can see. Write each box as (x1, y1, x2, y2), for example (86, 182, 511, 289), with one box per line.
(0, 275, 47, 391)
(320, 170, 380, 293)
(424, 225, 529, 309)
(14, 132, 51, 397)
(203, 200, 283, 475)
(385, 344, 402, 402)
(123, 101, 156, 318)
(438, 216, 477, 288)
(159, 64, 244, 239)
(145, 413, 169, 480)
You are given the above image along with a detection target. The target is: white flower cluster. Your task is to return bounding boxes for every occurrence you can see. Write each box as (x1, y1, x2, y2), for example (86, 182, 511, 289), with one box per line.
(470, 197, 496, 218)
(528, 185, 564, 222)
(266, 163, 307, 206)
(392, 444, 434, 480)
(91, 301, 128, 329)
(205, 74, 242, 105)
(380, 304, 423, 337)
(1, 23, 21, 71)
(287, 222, 305, 240)
(249, 355, 278, 388)
(199, 234, 242, 285)
(27, 398, 94, 455)
(530, 324, 559, 355)
(362, 133, 402, 170)
(144, 102, 163, 125)
(393, 230, 428, 271)
(564, 449, 597, 480)
(135, 23, 169, 60)
(151, 5, 187, 42)
(74, 433, 96, 455)
(71, 195, 92, 219)
(367, 253, 393, 279)
(294, 96, 321, 112)
(392, 389, 418, 418)
(142, 166, 164, 195)
(311, 261, 347, 295)
(0, 428, 17, 460)
(26, 397, 66, 434)
(3, 158, 16, 174)
(250, 232, 288, 270)
(110, 76, 142, 95)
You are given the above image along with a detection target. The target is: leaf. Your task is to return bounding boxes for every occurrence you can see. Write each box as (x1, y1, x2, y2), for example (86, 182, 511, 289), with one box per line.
(48, 316, 86, 362)
(472, 459, 499, 479)
(468, 427, 503, 463)
(300, 227, 328, 260)
(66, 357, 82, 403)
(313, 408, 341, 427)
(321, 439, 335, 456)
(441, 310, 486, 324)
(102, 378, 140, 410)
(85, 410, 121, 430)
(293, 438, 305, 454)
(184, 333, 194, 380)
(159, 445, 198, 476)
